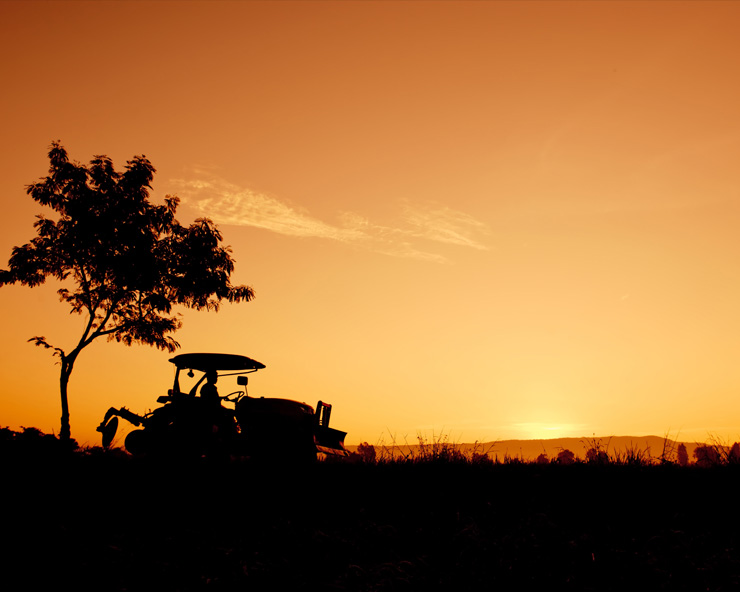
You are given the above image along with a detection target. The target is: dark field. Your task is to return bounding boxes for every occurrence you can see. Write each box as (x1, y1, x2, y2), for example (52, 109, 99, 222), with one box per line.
(5, 449, 740, 592)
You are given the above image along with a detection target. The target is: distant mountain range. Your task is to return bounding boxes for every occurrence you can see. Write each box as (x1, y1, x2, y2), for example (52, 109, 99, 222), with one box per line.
(348, 436, 716, 462)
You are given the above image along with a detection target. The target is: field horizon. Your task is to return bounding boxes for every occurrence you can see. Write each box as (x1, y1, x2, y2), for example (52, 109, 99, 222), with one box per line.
(349, 435, 718, 462)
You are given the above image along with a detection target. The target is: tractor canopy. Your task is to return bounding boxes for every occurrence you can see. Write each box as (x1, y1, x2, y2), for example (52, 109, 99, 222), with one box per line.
(169, 353, 265, 372)
(168, 353, 266, 399)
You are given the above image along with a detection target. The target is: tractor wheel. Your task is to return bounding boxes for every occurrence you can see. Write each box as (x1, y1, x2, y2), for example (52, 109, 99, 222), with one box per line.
(124, 429, 149, 456)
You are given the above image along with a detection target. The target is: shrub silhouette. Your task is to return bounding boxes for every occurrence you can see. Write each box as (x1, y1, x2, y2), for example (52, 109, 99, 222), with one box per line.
(472, 451, 492, 464)
(351, 442, 377, 463)
(693, 444, 720, 467)
(0, 426, 77, 457)
(729, 442, 740, 464)
(556, 449, 576, 465)
(585, 448, 609, 464)
(677, 442, 689, 467)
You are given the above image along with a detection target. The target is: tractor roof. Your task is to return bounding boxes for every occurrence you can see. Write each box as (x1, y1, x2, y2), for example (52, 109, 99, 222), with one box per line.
(169, 353, 265, 372)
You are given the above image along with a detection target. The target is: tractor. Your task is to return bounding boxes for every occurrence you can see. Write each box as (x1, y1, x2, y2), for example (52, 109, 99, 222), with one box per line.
(96, 352, 348, 460)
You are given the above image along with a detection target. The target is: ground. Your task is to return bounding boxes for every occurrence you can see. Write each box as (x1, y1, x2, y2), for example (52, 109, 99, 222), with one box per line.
(4, 450, 740, 591)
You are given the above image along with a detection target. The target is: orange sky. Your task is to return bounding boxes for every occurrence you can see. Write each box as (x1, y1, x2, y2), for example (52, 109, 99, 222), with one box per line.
(2, 1, 740, 448)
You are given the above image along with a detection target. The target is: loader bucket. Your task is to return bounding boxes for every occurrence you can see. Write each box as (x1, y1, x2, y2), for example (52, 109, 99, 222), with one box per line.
(100, 416, 118, 449)
(314, 425, 349, 457)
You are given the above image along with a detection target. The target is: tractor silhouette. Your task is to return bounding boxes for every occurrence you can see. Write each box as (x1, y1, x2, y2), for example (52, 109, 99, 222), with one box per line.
(97, 353, 348, 460)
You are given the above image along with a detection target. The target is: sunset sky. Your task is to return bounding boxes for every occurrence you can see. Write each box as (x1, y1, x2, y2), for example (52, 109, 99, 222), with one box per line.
(2, 1, 740, 449)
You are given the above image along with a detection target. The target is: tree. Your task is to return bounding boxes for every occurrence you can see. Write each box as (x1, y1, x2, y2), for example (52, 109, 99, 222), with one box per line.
(0, 142, 254, 444)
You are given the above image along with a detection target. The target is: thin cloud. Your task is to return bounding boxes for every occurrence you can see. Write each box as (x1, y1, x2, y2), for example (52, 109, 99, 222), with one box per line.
(402, 203, 490, 250)
(172, 172, 489, 263)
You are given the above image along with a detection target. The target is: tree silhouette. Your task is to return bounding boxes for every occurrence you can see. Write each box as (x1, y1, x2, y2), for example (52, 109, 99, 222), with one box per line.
(0, 142, 254, 444)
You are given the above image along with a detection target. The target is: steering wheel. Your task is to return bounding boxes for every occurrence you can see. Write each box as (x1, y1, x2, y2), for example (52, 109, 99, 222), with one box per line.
(221, 391, 244, 402)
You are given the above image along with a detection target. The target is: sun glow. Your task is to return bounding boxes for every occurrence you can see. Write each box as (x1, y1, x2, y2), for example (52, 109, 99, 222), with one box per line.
(512, 423, 586, 441)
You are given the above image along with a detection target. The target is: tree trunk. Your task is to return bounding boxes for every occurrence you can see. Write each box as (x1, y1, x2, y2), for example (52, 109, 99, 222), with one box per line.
(59, 354, 76, 444)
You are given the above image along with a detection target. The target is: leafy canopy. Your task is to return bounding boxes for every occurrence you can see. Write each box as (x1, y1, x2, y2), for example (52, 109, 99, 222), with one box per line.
(1, 141, 254, 355)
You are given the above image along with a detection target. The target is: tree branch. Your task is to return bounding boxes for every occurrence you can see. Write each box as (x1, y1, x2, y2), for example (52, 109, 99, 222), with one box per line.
(28, 336, 64, 358)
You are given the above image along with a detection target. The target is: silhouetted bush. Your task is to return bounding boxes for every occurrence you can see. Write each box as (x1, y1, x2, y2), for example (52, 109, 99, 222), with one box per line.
(555, 449, 576, 465)
(349, 442, 377, 463)
(0, 425, 78, 458)
(586, 448, 610, 464)
(694, 444, 721, 467)
(471, 451, 493, 464)
(677, 442, 689, 467)
(730, 443, 740, 464)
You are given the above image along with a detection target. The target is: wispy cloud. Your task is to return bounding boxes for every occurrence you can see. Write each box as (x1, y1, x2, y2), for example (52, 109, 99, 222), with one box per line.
(171, 172, 489, 263)
(401, 203, 489, 250)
